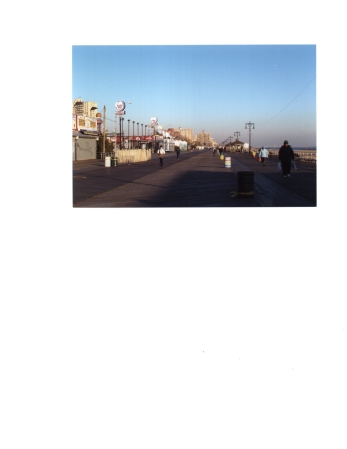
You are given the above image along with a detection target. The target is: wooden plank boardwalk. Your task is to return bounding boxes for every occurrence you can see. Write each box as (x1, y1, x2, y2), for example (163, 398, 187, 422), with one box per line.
(73, 150, 316, 208)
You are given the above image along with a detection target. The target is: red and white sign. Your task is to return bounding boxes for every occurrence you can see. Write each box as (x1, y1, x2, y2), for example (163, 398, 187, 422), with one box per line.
(116, 101, 125, 112)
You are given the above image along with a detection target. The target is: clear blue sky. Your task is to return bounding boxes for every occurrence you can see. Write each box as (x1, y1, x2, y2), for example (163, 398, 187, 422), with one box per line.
(72, 45, 316, 148)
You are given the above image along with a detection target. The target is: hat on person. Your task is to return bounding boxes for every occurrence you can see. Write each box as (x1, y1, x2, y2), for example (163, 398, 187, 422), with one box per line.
(284, 140, 288, 144)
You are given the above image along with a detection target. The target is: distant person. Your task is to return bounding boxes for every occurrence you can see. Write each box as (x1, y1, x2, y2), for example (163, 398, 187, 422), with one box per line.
(279, 140, 295, 177)
(213, 148, 216, 156)
(259, 146, 269, 166)
(175, 145, 181, 160)
(158, 145, 165, 167)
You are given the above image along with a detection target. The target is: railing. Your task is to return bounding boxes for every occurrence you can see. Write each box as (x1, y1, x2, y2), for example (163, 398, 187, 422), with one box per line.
(268, 150, 316, 163)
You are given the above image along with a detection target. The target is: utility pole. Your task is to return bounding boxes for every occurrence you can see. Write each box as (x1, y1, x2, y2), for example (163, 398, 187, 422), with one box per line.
(234, 131, 240, 141)
(103, 105, 106, 155)
(245, 121, 254, 153)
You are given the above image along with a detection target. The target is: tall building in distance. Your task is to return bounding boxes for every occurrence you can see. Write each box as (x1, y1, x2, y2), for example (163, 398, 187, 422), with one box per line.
(72, 98, 98, 118)
(168, 128, 193, 142)
(195, 130, 216, 147)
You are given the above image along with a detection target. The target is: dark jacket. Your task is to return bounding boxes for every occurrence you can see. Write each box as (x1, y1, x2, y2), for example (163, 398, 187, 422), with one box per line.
(279, 145, 294, 163)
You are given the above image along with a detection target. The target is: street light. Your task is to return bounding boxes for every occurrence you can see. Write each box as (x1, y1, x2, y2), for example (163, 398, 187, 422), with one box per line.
(245, 121, 255, 153)
(137, 123, 139, 148)
(103, 105, 106, 155)
(119, 116, 122, 150)
(132, 121, 135, 149)
(128, 119, 130, 149)
(145, 125, 147, 149)
(121, 117, 125, 149)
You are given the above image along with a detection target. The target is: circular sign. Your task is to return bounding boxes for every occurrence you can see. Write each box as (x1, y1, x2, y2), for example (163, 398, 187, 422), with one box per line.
(151, 116, 158, 125)
(116, 101, 126, 112)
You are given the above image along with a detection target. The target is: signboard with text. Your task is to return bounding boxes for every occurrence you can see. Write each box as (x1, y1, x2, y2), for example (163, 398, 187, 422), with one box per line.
(76, 115, 97, 132)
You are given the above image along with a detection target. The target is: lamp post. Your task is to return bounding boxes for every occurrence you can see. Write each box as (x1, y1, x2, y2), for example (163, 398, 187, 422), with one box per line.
(119, 117, 122, 149)
(137, 123, 139, 148)
(245, 122, 255, 153)
(132, 121, 135, 149)
(141, 124, 143, 147)
(128, 119, 130, 149)
(103, 105, 106, 155)
(121, 117, 125, 150)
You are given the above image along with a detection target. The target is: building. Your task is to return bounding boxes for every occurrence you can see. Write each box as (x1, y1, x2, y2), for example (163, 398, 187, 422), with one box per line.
(168, 128, 193, 142)
(72, 98, 98, 118)
(195, 130, 215, 147)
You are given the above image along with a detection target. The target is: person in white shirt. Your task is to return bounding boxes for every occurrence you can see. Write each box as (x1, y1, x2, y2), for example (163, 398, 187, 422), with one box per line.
(259, 146, 269, 166)
(158, 145, 165, 167)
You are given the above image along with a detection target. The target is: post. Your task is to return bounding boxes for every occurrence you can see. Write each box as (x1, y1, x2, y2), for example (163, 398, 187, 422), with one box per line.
(245, 122, 254, 153)
(119, 117, 122, 150)
(137, 123, 139, 148)
(103, 105, 106, 155)
(114, 111, 117, 154)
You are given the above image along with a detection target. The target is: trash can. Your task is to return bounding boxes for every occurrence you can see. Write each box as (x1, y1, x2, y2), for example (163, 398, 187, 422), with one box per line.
(237, 171, 254, 197)
(225, 156, 231, 168)
(111, 157, 118, 167)
(105, 156, 111, 167)
(220, 154, 224, 161)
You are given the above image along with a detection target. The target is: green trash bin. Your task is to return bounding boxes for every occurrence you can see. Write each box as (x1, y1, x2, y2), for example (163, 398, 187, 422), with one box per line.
(111, 157, 118, 167)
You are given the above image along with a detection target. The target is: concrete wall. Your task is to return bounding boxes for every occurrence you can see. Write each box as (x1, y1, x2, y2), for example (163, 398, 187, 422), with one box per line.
(115, 149, 151, 164)
(74, 138, 97, 160)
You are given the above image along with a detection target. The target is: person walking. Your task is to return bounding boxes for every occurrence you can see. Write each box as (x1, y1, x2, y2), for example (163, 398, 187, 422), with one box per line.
(279, 140, 295, 177)
(175, 145, 181, 160)
(158, 145, 165, 167)
(259, 146, 269, 166)
(213, 148, 216, 156)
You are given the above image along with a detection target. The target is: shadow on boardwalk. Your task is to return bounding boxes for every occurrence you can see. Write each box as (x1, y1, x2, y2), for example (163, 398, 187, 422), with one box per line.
(73, 150, 316, 208)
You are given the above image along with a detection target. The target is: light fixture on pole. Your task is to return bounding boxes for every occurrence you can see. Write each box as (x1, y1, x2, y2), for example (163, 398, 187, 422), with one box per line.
(103, 105, 106, 155)
(121, 117, 125, 149)
(137, 123, 139, 148)
(119, 117, 122, 150)
(245, 122, 255, 153)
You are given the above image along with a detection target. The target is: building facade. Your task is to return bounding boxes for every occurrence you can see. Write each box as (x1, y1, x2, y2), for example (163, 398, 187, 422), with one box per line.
(195, 130, 215, 147)
(72, 98, 98, 118)
(168, 128, 193, 142)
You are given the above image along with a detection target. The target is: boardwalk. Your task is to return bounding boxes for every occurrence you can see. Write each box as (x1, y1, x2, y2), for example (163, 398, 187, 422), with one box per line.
(73, 149, 316, 207)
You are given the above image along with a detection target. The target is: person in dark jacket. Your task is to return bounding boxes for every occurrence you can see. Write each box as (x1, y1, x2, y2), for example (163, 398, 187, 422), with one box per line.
(175, 145, 181, 160)
(279, 140, 295, 177)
